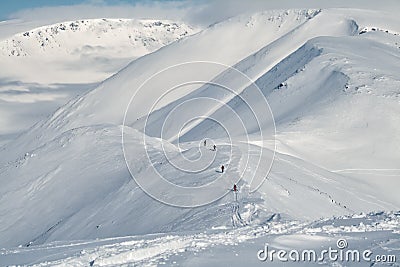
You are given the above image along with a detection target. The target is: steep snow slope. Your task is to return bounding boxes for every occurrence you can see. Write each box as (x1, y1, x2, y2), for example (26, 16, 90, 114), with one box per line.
(269, 35, 400, 170)
(137, 8, 359, 141)
(171, 32, 400, 171)
(0, 8, 399, 256)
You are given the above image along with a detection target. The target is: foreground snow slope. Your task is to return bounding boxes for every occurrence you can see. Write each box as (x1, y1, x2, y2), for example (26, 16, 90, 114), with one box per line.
(1, 211, 399, 266)
(0, 126, 396, 248)
(0, 8, 399, 259)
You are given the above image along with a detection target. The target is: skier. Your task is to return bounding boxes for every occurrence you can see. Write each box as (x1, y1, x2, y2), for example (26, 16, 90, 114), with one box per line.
(204, 140, 207, 146)
(233, 184, 238, 201)
(213, 144, 216, 151)
(221, 165, 225, 173)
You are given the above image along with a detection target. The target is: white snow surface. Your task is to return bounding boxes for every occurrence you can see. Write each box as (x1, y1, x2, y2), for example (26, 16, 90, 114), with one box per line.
(1, 211, 399, 266)
(0, 8, 399, 267)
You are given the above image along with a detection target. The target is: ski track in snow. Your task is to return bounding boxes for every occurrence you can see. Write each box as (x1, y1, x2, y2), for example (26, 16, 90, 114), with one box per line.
(1, 212, 399, 266)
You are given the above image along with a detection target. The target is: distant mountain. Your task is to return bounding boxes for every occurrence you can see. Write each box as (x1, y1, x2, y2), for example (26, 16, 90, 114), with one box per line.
(0, 18, 198, 83)
(0, 18, 195, 58)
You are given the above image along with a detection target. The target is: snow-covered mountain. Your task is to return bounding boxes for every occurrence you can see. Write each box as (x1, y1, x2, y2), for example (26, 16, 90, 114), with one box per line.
(1, 19, 192, 57)
(0, 18, 197, 83)
(0, 8, 399, 266)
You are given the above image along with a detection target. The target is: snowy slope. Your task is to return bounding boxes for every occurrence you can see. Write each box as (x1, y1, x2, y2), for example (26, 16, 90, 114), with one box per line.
(168, 31, 400, 170)
(0, 9, 347, 163)
(0, 7, 399, 266)
(0, 125, 396, 249)
(135, 8, 400, 199)
(137, 8, 360, 141)
(2, 211, 399, 266)
(21, 9, 323, 138)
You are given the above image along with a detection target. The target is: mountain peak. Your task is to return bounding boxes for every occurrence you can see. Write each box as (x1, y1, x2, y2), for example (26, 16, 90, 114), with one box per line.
(0, 18, 197, 57)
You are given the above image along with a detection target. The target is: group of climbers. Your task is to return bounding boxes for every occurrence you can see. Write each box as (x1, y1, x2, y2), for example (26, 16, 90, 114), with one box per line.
(203, 139, 224, 173)
(203, 139, 237, 195)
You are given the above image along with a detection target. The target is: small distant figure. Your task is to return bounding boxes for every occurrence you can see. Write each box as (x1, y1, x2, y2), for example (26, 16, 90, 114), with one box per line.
(233, 184, 238, 201)
(213, 144, 216, 151)
(221, 165, 225, 173)
(204, 140, 207, 146)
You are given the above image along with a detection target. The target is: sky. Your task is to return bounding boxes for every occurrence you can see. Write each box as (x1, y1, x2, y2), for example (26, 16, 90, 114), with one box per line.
(2, 0, 400, 22)
(0, 0, 399, 39)
(0, 0, 83, 20)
